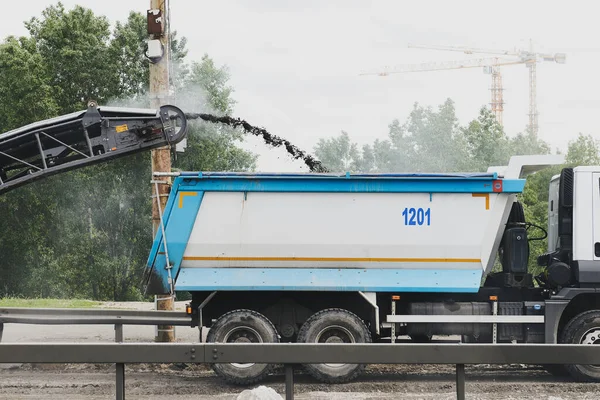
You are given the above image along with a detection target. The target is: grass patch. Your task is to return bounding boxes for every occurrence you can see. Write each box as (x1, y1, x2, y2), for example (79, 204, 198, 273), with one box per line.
(0, 298, 102, 308)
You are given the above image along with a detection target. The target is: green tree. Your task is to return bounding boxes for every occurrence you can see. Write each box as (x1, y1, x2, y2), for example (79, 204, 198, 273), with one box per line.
(566, 134, 600, 166)
(0, 4, 256, 300)
(462, 107, 510, 170)
(25, 3, 116, 112)
(509, 131, 550, 157)
(406, 99, 470, 172)
(51, 155, 153, 300)
(0, 35, 61, 297)
(313, 100, 471, 174)
(109, 11, 149, 99)
(0, 36, 58, 132)
(379, 119, 416, 172)
(0, 184, 62, 297)
(314, 131, 362, 172)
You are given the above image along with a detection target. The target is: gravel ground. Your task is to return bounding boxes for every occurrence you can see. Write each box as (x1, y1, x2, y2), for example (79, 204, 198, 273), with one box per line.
(1, 363, 599, 399)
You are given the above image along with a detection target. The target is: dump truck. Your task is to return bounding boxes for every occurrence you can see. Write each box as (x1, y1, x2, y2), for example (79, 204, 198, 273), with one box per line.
(144, 155, 600, 384)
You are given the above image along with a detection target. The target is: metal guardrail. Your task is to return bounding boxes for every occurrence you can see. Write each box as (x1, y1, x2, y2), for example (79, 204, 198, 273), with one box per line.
(1, 342, 599, 400)
(0, 306, 197, 399)
(2, 342, 599, 365)
(1, 309, 599, 400)
(0, 307, 193, 326)
(0, 307, 197, 400)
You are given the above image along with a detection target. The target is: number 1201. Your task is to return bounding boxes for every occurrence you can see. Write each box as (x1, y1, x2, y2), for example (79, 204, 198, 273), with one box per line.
(402, 207, 431, 226)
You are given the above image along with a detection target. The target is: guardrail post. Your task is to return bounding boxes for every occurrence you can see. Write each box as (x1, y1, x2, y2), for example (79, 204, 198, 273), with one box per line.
(285, 364, 294, 400)
(115, 324, 125, 400)
(115, 323, 123, 342)
(0, 322, 4, 343)
(455, 364, 465, 400)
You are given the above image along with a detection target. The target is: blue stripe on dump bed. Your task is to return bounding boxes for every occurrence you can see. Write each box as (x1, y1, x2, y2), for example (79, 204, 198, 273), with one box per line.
(171, 171, 525, 194)
(179, 171, 499, 179)
(175, 176, 524, 194)
(174, 268, 482, 293)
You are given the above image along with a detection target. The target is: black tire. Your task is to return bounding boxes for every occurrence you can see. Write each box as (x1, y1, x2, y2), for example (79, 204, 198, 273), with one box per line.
(297, 308, 372, 383)
(206, 309, 279, 385)
(560, 310, 600, 382)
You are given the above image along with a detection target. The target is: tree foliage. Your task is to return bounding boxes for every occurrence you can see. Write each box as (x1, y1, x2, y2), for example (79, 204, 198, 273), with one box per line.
(0, 3, 255, 300)
(109, 12, 150, 99)
(0, 36, 58, 131)
(565, 134, 600, 166)
(462, 107, 510, 169)
(25, 3, 115, 112)
(315, 132, 362, 172)
(314, 101, 549, 174)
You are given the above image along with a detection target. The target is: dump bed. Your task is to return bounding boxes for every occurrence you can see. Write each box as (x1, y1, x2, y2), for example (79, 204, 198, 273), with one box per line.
(144, 170, 526, 295)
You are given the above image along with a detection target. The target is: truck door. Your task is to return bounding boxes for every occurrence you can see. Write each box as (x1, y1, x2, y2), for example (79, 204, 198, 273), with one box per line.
(594, 173, 600, 260)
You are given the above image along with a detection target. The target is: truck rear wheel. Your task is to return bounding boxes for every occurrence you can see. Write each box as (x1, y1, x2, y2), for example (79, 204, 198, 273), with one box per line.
(297, 308, 372, 383)
(206, 309, 279, 385)
(560, 310, 600, 382)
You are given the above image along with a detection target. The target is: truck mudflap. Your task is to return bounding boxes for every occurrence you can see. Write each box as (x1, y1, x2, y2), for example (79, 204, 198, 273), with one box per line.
(0, 103, 187, 194)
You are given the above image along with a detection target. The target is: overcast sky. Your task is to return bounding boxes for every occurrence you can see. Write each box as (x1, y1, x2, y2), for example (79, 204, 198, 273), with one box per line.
(3, 1, 599, 171)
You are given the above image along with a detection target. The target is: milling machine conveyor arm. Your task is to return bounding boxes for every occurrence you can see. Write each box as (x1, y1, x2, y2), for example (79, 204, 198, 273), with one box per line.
(0, 103, 188, 194)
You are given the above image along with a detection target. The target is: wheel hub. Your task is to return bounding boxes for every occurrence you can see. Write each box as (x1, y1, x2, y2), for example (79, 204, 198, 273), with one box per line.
(223, 326, 262, 369)
(581, 328, 600, 345)
(580, 328, 600, 369)
(315, 325, 355, 368)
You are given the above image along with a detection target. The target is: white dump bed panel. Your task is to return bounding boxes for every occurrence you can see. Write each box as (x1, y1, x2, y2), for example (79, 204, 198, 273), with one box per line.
(181, 191, 505, 271)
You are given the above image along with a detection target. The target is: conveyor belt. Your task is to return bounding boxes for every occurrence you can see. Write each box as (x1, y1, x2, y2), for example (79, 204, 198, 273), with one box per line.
(0, 102, 187, 194)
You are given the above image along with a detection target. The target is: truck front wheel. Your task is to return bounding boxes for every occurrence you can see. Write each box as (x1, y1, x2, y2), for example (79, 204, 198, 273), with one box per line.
(560, 309, 600, 382)
(297, 308, 372, 383)
(206, 309, 279, 385)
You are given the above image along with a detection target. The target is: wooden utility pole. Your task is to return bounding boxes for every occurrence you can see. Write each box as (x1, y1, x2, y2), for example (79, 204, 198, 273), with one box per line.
(148, 0, 174, 342)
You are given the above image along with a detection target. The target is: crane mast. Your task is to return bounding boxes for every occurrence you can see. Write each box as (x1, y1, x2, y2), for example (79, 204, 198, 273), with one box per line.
(528, 61, 538, 136)
(490, 64, 504, 126)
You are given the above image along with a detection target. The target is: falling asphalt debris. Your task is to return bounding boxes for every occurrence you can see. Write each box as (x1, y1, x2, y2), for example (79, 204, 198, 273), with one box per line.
(185, 113, 329, 173)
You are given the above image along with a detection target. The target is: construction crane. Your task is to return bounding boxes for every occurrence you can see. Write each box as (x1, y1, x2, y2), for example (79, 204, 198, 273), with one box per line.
(362, 41, 566, 136)
(361, 57, 522, 126)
